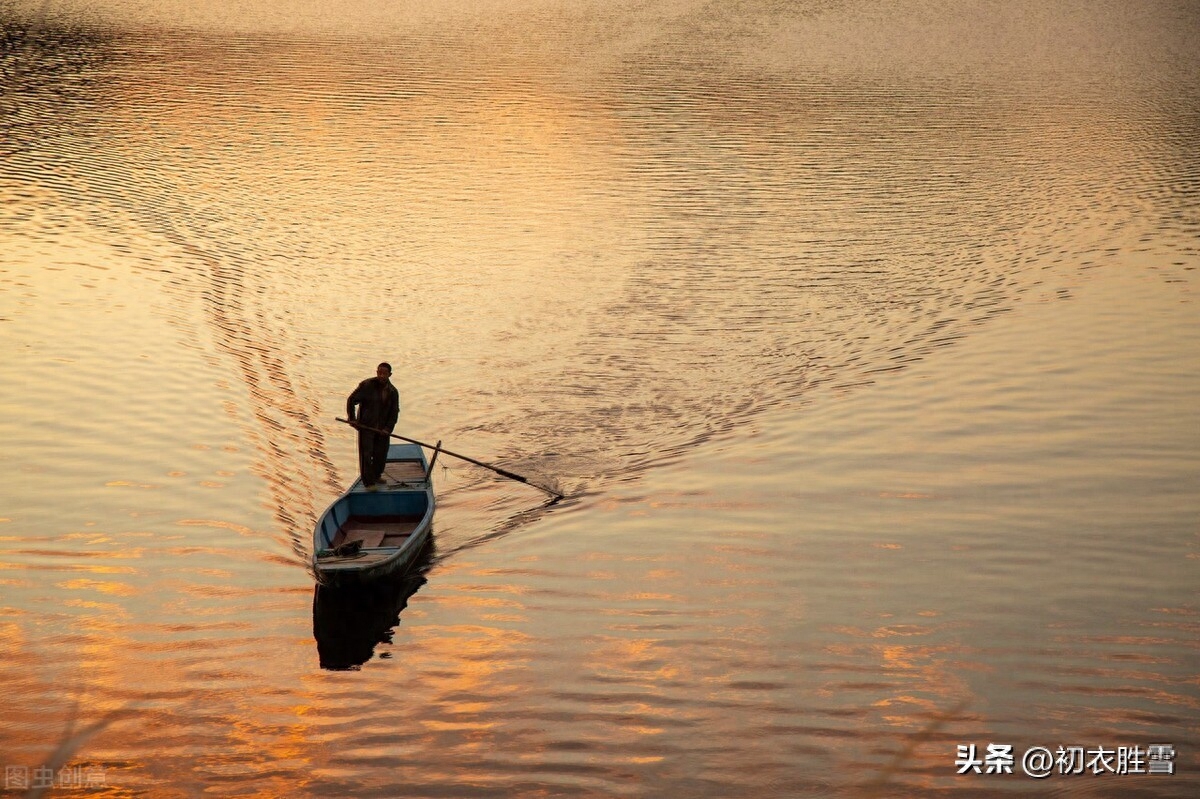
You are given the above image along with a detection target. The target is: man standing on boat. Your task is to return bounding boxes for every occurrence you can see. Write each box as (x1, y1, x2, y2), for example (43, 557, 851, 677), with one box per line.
(346, 362, 400, 490)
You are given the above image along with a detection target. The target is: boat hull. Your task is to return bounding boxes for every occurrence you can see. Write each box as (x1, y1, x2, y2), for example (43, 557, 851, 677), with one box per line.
(312, 443, 435, 586)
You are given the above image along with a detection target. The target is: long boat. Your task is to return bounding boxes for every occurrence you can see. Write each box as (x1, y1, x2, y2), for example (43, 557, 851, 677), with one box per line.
(312, 442, 435, 586)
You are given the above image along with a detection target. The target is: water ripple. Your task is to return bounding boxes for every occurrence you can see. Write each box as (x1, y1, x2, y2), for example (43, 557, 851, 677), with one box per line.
(3, 2, 1198, 796)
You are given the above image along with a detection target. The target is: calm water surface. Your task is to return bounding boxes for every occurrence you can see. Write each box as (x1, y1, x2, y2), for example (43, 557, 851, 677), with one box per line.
(1, 1, 1198, 796)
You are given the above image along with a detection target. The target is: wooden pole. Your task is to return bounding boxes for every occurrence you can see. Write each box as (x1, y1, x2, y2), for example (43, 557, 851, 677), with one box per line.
(337, 418, 563, 500)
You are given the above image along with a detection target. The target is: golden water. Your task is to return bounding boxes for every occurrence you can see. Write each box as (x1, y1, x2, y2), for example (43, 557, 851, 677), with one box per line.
(1, 1, 1197, 796)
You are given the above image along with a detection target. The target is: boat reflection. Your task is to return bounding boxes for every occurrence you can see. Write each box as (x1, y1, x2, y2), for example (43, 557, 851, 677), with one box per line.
(312, 539, 434, 670)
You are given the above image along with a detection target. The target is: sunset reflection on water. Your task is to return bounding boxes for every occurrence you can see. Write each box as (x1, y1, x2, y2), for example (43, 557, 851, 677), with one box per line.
(2, 0, 1198, 795)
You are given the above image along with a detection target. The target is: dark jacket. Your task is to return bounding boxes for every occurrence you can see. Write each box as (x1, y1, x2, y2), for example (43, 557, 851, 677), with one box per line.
(347, 378, 400, 432)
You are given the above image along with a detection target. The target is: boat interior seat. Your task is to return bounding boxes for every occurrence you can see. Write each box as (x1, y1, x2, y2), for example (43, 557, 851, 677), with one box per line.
(331, 517, 422, 549)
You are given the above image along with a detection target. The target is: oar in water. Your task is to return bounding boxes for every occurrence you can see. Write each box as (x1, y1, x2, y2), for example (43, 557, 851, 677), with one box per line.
(336, 417, 564, 501)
